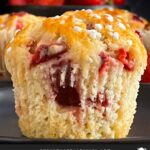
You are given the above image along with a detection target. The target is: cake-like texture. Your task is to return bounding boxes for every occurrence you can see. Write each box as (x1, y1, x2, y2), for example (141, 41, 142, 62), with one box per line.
(5, 9, 147, 139)
(0, 12, 45, 78)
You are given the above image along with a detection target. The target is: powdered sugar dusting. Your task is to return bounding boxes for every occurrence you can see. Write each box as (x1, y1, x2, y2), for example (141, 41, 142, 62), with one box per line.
(109, 32, 120, 40)
(109, 32, 113, 36)
(54, 15, 60, 19)
(92, 14, 101, 19)
(108, 7, 114, 11)
(106, 25, 113, 31)
(73, 26, 82, 32)
(95, 24, 103, 30)
(127, 40, 133, 46)
(73, 17, 83, 25)
(87, 29, 102, 39)
(60, 20, 65, 24)
(118, 22, 126, 30)
(86, 9, 93, 13)
(105, 14, 114, 22)
(113, 32, 119, 40)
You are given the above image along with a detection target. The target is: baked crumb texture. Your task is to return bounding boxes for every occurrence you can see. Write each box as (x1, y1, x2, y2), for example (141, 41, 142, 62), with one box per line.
(5, 9, 147, 139)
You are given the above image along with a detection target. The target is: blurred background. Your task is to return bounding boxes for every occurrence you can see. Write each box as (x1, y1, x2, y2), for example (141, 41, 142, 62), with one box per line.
(0, 0, 149, 20)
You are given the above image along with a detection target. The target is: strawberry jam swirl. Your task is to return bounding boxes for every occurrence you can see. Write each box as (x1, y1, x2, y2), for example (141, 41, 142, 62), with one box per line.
(28, 40, 111, 111)
(29, 41, 81, 107)
(135, 30, 144, 43)
(99, 49, 134, 73)
(132, 14, 144, 23)
(29, 42, 67, 66)
(87, 92, 109, 109)
(99, 52, 109, 75)
(117, 48, 134, 71)
(11, 12, 27, 30)
(16, 20, 24, 30)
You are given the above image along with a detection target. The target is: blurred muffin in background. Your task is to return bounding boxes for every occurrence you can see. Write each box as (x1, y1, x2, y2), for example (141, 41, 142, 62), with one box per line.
(0, 12, 45, 78)
(0, 14, 9, 77)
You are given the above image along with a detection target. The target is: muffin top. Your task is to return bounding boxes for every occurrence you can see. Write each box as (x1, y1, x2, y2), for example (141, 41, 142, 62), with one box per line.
(5, 9, 147, 75)
(0, 14, 9, 26)
(0, 12, 45, 32)
(94, 8, 148, 31)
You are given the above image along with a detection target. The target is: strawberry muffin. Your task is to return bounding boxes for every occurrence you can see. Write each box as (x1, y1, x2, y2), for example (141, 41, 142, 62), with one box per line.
(5, 10, 147, 139)
(0, 12, 45, 78)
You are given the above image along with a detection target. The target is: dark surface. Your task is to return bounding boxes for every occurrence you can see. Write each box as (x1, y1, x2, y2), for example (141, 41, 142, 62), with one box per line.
(0, 3, 149, 21)
(0, 81, 150, 142)
(0, 1, 149, 20)
(0, 5, 130, 17)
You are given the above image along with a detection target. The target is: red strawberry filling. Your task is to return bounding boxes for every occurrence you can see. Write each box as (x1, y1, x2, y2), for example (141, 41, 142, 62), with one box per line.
(30, 43, 67, 66)
(132, 14, 144, 23)
(56, 86, 80, 106)
(99, 52, 109, 75)
(97, 92, 109, 107)
(118, 48, 134, 71)
(32, 0, 64, 5)
(16, 20, 24, 30)
(86, 92, 109, 117)
(135, 30, 143, 42)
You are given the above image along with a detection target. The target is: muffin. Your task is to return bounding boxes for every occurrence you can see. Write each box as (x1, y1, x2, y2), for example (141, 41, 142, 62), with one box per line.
(5, 9, 147, 139)
(0, 14, 9, 77)
(0, 12, 45, 78)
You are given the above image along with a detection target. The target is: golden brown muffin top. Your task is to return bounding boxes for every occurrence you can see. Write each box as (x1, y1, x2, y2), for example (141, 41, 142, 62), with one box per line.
(0, 12, 45, 31)
(65, 8, 148, 31)
(5, 9, 147, 75)
(94, 8, 148, 31)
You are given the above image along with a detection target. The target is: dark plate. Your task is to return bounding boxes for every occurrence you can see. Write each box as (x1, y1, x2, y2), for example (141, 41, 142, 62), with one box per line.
(0, 81, 150, 143)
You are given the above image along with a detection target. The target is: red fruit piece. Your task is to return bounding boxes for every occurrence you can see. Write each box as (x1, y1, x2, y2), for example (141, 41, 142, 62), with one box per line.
(32, 0, 64, 5)
(31, 45, 49, 65)
(141, 52, 150, 82)
(99, 52, 109, 75)
(9, 0, 27, 5)
(30, 44, 67, 66)
(135, 30, 143, 42)
(118, 48, 134, 71)
(97, 92, 109, 107)
(68, 0, 105, 5)
(55, 86, 80, 106)
(16, 20, 24, 30)
(132, 14, 144, 23)
(113, 0, 125, 5)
